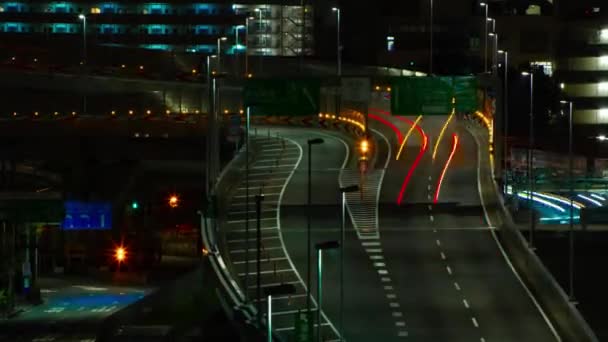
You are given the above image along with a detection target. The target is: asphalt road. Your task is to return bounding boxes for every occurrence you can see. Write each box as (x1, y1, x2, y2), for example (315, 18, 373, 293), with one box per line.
(0, 277, 148, 342)
(373, 111, 559, 341)
(277, 127, 398, 341)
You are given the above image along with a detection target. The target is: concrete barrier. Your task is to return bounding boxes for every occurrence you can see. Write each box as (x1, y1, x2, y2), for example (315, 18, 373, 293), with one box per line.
(465, 122, 599, 342)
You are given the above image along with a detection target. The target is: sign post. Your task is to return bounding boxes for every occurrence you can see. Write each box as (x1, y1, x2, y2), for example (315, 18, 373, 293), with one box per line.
(341, 77, 371, 134)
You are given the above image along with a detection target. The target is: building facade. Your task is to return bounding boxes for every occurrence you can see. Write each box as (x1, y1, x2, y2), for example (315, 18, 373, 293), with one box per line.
(0, 1, 314, 57)
(557, 8, 608, 125)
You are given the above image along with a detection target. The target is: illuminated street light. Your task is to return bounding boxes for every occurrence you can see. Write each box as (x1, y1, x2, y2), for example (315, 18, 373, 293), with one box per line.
(115, 246, 126, 263)
(522, 70, 535, 249)
(306, 137, 324, 337)
(169, 195, 179, 208)
(78, 14, 87, 65)
(480, 2, 489, 72)
(217, 36, 228, 74)
(360, 139, 369, 154)
(560, 99, 576, 303)
(332, 7, 341, 76)
(315, 240, 339, 342)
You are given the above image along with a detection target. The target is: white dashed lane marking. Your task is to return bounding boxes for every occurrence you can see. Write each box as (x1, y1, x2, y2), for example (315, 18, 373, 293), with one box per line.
(472, 317, 479, 328)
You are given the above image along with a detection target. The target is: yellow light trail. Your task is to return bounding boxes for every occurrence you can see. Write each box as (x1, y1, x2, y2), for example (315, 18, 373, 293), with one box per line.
(432, 107, 455, 161)
(395, 115, 423, 160)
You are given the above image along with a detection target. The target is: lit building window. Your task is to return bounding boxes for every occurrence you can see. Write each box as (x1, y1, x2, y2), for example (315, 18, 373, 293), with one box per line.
(100, 3, 119, 14)
(99, 24, 121, 34)
(90, 7, 100, 13)
(51, 23, 77, 34)
(387, 36, 395, 52)
(1, 22, 30, 32)
(145, 24, 171, 35)
(143, 3, 172, 15)
(139, 44, 171, 51)
(600, 29, 608, 42)
(195, 25, 218, 35)
(531, 61, 553, 76)
(193, 3, 219, 15)
(3, 2, 25, 12)
(48, 2, 74, 13)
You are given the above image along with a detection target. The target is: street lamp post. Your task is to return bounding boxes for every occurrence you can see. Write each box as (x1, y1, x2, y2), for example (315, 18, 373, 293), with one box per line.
(235, 25, 245, 77)
(245, 16, 254, 77)
(499, 50, 509, 192)
(205, 55, 217, 197)
(332, 7, 341, 77)
(256, 193, 265, 327)
(561, 100, 575, 301)
(255, 8, 263, 74)
(480, 2, 489, 73)
(522, 71, 535, 249)
(306, 137, 324, 339)
(488, 32, 498, 76)
(78, 14, 87, 65)
(315, 240, 340, 342)
(265, 284, 297, 342)
(339, 185, 359, 341)
(217, 36, 227, 74)
(430, 0, 434, 74)
(487, 17, 495, 33)
(243, 106, 252, 300)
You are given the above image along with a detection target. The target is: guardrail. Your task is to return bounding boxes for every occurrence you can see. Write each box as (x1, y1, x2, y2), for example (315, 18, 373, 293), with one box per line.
(465, 121, 599, 342)
(200, 138, 258, 331)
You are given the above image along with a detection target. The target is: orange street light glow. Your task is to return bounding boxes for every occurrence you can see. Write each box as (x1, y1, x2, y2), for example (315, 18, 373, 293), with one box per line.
(115, 246, 126, 262)
(169, 195, 179, 208)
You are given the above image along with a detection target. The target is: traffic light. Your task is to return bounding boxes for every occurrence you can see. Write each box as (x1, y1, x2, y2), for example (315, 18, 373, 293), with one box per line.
(115, 246, 126, 263)
(131, 201, 139, 210)
(168, 195, 179, 208)
(360, 139, 369, 154)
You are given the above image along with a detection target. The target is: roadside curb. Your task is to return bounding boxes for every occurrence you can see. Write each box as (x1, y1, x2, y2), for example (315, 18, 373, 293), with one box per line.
(463, 120, 599, 342)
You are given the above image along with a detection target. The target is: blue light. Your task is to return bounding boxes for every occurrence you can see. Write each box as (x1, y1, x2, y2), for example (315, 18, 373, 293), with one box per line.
(1, 22, 30, 33)
(145, 24, 170, 35)
(99, 24, 121, 34)
(186, 44, 214, 53)
(3, 2, 25, 12)
(49, 2, 75, 13)
(143, 3, 172, 15)
(62, 201, 112, 230)
(100, 2, 120, 14)
(193, 3, 219, 15)
(194, 25, 219, 35)
(51, 23, 77, 34)
(140, 44, 171, 51)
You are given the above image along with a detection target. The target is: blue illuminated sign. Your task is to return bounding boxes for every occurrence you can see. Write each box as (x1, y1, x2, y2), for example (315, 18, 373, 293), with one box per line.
(62, 201, 112, 230)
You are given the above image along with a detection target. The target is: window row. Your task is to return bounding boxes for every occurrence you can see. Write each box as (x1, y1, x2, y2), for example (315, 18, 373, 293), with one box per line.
(0, 22, 243, 35)
(0, 2, 229, 15)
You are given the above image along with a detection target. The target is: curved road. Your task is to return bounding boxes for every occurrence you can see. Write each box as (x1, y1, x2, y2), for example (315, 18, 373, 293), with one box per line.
(371, 109, 558, 341)
(247, 115, 559, 341)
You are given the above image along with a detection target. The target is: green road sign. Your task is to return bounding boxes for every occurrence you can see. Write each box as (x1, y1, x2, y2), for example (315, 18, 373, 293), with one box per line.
(244, 78, 321, 116)
(390, 76, 478, 115)
(453, 76, 478, 113)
